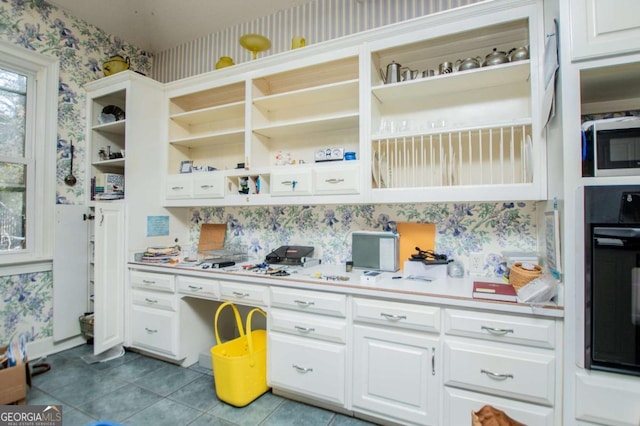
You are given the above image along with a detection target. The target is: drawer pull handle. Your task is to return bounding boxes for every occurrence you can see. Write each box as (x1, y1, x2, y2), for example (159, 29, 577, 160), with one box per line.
(200, 185, 213, 189)
(431, 347, 436, 376)
(294, 325, 315, 333)
(144, 298, 158, 304)
(232, 291, 250, 297)
(380, 312, 406, 321)
(325, 178, 344, 184)
(171, 186, 184, 190)
(145, 327, 158, 334)
(481, 369, 514, 380)
(292, 364, 313, 373)
(142, 279, 156, 284)
(188, 285, 203, 291)
(294, 300, 315, 307)
(481, 326, 514, 335)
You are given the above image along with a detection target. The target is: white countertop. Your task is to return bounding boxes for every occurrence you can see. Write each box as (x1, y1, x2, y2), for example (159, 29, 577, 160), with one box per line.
(128, 261, 564, 318)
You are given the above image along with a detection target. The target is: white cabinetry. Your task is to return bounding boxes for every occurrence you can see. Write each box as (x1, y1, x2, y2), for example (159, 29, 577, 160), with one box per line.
(129, 270, 179, 358)
(85, 71, 161, 203)
(569, 0, 640, 61)
(268, 287, 348, 407)
(219, 281, 268, 307)
(93, 202, 125, 355)
(368, 2, 545, 202)
(160, 0, 547, 206)
(442, 308, 560, 425)
(351, 298, 441, 425)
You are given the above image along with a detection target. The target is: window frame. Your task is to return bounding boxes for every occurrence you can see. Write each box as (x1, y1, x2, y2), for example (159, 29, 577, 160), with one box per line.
(0, 41, 58, 268)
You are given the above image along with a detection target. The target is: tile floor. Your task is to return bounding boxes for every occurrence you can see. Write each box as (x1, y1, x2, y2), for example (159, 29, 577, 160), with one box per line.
(27, 344, 377, 426)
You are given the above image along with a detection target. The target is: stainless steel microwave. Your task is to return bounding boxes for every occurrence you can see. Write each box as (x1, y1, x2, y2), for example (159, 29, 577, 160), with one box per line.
(583, 117, 640, 177)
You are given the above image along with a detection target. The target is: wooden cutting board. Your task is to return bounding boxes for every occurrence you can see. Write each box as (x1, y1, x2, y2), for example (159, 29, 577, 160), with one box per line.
(197, 223, 227, 252)
(396, 222, 436, 270)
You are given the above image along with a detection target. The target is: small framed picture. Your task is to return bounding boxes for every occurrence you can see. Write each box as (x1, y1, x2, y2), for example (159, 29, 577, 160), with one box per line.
(180, 160, 193, 173)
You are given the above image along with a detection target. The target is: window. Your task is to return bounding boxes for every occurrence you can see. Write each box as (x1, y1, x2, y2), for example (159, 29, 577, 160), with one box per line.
(0, 68, 28, 252)
(0, 41, 58, 266)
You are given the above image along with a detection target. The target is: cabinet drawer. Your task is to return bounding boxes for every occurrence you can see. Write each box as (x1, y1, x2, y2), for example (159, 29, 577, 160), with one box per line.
(444, 309, 556, 349)
(270, 287, 346, 317)
(132, 289, 176, 311)
(220, 281, 268, 306)
(443, 339, 556, 406)
(192, 173, 225, 198)
(131, 305, 178, 357)
(269, 309, 347, 344)
(444, 387, 555, 426)
(313, 165, 359, 195)
(130, 270, 175, 293)
(177, 276, 219, 299)
(352, 297, 440, 333)
(268, 332, 345, 406)
(270, 169, 312, 196)
(165, 174, 193, 199)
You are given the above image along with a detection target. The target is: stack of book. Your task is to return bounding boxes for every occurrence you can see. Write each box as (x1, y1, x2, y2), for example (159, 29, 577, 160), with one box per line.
(140, 245, 181, 263)
(472, 281, 518, 302)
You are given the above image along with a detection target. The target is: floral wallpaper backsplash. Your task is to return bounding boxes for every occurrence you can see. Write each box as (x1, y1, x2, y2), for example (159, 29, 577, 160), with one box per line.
(0, 0, 152, 206)
(186, 201, 538, 277)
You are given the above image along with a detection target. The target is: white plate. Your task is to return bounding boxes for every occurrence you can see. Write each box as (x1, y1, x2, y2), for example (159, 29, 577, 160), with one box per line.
(372, 152, 380, 188)
(524, 135, 533, 182)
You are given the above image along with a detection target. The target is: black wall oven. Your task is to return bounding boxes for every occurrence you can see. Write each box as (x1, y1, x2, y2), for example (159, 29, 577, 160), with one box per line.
(585, 186, 640, 376)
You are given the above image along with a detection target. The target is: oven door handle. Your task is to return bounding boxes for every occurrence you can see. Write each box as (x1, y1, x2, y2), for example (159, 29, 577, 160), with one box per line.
(594, 227, 640, 241)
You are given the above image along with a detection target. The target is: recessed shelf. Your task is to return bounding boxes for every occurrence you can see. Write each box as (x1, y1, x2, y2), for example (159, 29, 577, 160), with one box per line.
(253, 114, 359, 139)
(170, 101, 245, 126)
(372, 61, 530, 104)
(92, 120, 126, 135)
(253, 79, 359, 112)
(169, 130, 245, 149)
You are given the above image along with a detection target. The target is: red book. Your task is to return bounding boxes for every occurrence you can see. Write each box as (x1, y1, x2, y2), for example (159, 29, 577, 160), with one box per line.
(472, 281, 518, 302)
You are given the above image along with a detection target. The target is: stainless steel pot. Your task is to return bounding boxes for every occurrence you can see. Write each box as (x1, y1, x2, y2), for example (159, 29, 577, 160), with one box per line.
(455, 56, 482, 71)
(483, 48, 510, 67)
(380, 61, 402, 84)
(508, 46, 530, 62)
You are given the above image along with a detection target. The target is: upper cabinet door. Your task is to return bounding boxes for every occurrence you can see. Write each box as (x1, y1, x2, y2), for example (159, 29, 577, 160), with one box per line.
(570, 0, 640, 61)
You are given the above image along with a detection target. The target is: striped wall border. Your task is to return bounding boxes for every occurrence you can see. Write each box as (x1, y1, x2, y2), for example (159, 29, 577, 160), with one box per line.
(152, 0, 483, 82)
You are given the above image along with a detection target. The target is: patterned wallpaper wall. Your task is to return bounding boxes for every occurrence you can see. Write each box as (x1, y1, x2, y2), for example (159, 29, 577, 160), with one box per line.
(0, 0, 150, 345)
(153, 0, 484, 83)
(187, 201, 538, 277)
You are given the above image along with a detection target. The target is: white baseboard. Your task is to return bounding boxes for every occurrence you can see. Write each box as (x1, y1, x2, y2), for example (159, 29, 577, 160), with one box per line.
(27, 336, 87, 361)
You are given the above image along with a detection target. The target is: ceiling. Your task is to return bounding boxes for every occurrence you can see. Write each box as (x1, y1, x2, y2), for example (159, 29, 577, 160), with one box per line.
(49, 0, 314, 53)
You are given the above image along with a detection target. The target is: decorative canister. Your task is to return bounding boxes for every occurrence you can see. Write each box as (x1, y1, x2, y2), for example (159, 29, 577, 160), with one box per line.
(215, 56, 234, 69)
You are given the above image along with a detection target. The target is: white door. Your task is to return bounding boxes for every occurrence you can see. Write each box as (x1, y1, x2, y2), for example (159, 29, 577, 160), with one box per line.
(93, 202, 125, 355)
(352, 324, 440, 425)
(52, 205, 90, 341)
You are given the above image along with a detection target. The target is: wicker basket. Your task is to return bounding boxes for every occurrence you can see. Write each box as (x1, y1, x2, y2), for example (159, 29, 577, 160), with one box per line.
(509, 262, 542, 290)
(79, 314, 94, 339)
